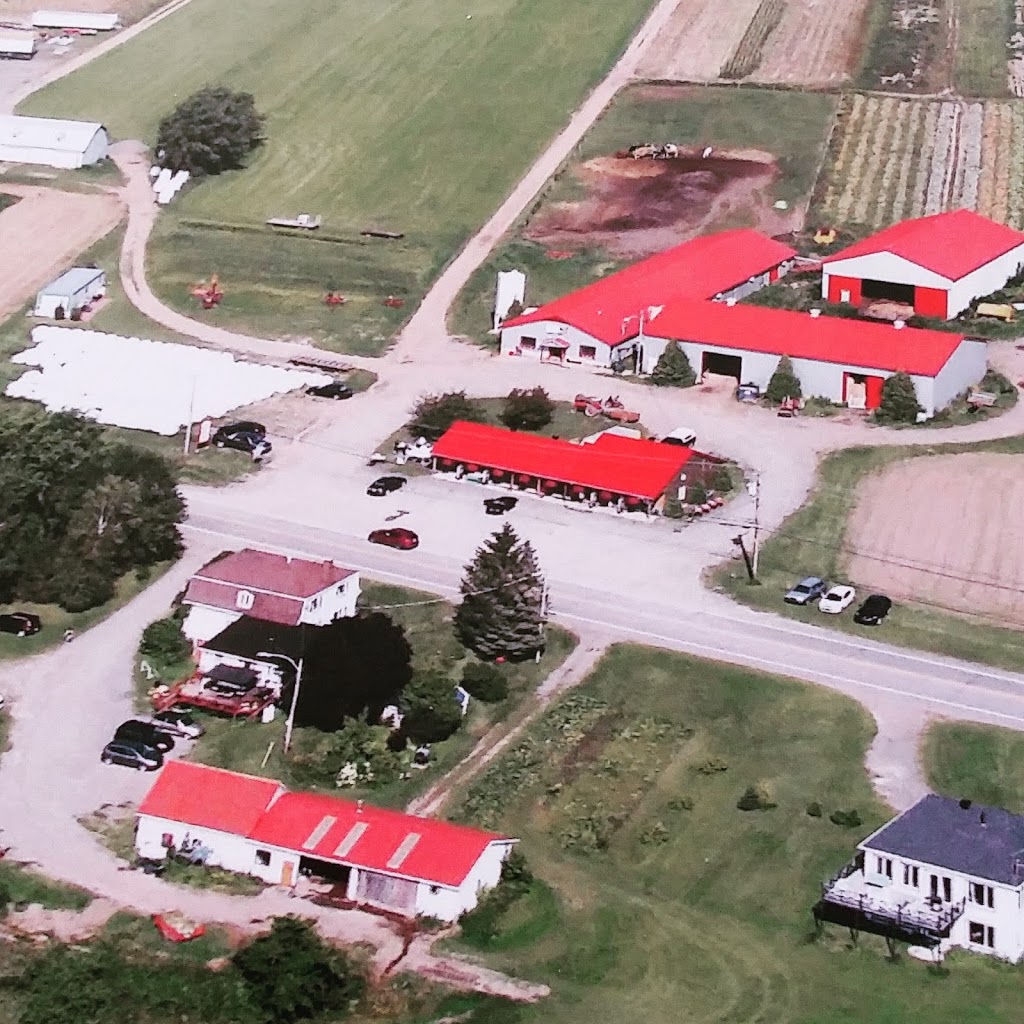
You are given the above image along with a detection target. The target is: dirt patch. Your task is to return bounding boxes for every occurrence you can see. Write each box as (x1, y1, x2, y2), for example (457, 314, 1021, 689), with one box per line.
(0, 184, 124, 322)
(526, 148, 800, 258)
(559, 710, 624, 784)
(846, 453, 1024, 628)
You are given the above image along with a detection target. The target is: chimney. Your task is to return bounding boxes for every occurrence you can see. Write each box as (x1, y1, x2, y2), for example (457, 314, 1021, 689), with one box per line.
(980, 811, 987, 826)
(959, 798, 972, 810)
(809, 308, 821, 318)
(894, 319, 906, 330)
(357, 800, 364, 814)
(286, 555, 292, 563)
(726, 297, 737, 307)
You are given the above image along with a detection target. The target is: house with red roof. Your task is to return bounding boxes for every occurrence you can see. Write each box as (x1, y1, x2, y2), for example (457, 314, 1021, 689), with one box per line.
(136, 762, 515, 921)
(182, 548, 361, 645)
(499, 230, 798, 368)
(636, 299, 987, 415)
(821, 210, 1024, 320)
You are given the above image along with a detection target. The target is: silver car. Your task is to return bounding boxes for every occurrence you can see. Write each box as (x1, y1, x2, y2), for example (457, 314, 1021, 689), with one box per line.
(784, 576, 828, 605)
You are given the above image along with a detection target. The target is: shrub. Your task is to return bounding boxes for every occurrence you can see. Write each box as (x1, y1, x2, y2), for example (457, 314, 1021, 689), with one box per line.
(0, 880, 9, 919)
(460, 662, 509, 703)
(686, 482, 708, 505)
(806, 801, 823, 817)
(829, 808, 863, 828)
(458, 850, 534, 946)
(410, 391, 487, 440)
(649, 341, 696, 387)
(400, 670, 463, 744)
(736, 784, 776, 811)
(139, 616, 190, 664)
(694, 757, 728, 775)
(765, 355, 802, 404)
(499, 387, 555, 431)
(710, 465, 735, 493)
(875, 372, 922, 424)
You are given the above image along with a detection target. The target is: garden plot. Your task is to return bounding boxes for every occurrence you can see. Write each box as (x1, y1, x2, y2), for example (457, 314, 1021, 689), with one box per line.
(846, 453, 1024, 628)
(6, 327, 329, 434)
(818, 94, 1024, 229)
(859, 0, 946, 92)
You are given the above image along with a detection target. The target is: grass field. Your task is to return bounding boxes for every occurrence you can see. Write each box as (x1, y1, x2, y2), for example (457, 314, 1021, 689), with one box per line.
(954, 0, 1014, 98)
(21, 0, 658, 354)
(713, 437, 1024, 672)
(924, 721, 1024, 813)
(451, 85, 837, 344)
(446, 645, 1024, 1024)
(181, 582, 577, 809)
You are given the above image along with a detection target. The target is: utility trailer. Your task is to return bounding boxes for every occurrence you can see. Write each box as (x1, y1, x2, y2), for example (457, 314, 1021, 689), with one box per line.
(266, 213, 321, 230)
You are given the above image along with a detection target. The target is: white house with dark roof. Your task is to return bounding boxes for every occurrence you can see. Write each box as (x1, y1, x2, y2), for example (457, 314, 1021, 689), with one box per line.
(182, 549, 360, 645)
(816, 794, 1024, 960)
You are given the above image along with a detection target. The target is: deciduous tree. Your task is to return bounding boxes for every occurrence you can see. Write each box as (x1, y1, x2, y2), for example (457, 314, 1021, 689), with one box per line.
(409, 391, 487, 441)
(499, 387, 554, 431)
(399, 670, 463, 744)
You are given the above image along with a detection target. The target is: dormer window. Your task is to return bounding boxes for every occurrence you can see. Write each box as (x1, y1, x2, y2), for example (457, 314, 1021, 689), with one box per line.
(236, 590, 255, 610)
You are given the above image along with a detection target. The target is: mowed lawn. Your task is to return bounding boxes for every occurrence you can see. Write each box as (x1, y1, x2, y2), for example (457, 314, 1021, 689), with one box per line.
(21, 0, 656, 353)
(924, 721, 1024, 813)
(448, 646, 1024, 1024)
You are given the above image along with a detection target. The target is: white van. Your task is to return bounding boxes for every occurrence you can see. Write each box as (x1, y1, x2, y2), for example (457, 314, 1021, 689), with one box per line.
(660, 427, 697, 447)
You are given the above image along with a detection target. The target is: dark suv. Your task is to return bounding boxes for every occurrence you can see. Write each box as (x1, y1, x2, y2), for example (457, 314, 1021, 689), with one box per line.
(0, 612, 42, 637)
(101, 741, 163, 771)
(114, 720, 175, 753)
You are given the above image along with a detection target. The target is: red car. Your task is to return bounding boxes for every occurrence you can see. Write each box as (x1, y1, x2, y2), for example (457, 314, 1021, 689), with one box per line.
(368, 528, 419, 550)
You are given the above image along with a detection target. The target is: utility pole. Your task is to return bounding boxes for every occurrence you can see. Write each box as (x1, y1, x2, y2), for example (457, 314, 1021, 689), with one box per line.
(182, 375, 197, 456)
(536, 579, 548, 663)
(732, 534, 755, 583)
(257, 650, 304, 752)
(751, 473, 762, 581)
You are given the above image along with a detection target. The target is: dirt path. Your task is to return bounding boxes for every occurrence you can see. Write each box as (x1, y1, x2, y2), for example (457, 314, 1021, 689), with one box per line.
(864, 697, 932, 812)
(408, 636, 613, 817)
(0, 184, 123, 322)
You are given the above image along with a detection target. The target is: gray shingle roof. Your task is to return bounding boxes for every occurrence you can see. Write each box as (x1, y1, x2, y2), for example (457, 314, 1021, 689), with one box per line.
(862, 794, 1024, 885)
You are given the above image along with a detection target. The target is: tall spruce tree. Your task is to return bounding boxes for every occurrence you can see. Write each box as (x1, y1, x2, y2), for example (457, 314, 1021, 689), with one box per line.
(765, 354, 802, 404)
(876, 371, 923, 423)
(455, 524, 546, 660)
(649, 340, 697, 387)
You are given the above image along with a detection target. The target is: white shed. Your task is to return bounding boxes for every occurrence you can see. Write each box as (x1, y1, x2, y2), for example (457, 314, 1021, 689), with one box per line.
(34, 266, 106, 318)
(0, 31, 37, 59)
(32, 9, 120, 30)
(0, 115, 108, 169)
(493, 269, 526, 330)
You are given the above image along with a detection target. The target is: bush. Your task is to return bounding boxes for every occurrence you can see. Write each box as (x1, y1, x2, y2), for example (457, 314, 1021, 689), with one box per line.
(54, 560, 117, 613)
(710, 465, 735, 494)
(499, 387, 555, 431)
(806, 801, 823, 818)
(0, 880, 9, 919)
(139, 616, 190, 663)
(765, 355, 802, 404)
(875, 372, 923, 424)
(829, 808, 863, 828)
(410, 391, 487, 440)
(400, 670, 463, 744)
(458, 850, 534, 946)
(460, 662, 509, 703)
(686, 482, 708, 505)
(736, 784, 776, 811)
(649, 341, 696, 387)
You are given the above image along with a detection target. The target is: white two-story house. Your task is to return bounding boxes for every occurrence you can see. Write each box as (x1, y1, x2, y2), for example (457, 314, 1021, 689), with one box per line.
(181, 549, 360, 645)
(816, 794, 1024, 961)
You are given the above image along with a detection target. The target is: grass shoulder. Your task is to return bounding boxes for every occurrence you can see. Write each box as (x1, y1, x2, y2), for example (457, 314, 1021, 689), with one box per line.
(0, 861, 92, 912)
(923, 721, 1024, 813)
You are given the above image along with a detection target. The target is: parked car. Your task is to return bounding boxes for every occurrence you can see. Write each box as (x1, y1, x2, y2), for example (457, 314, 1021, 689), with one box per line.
(659, 427, 698, 447)
(204, 678, 253, 697)
(211, 426, 272, 458)
(216, 421, 265, 438)
(101, 740, 163, 771)
(307, 381, 353, 400)
(0, 612, 42, 637)
(818, 585, 856, 615)
(114, 720, 175, 752)
(367, 475, 407, 496)
(784, 576, 828, 605)
(368, 528, 419, 550)
(484, 496, 518, 515)
(152, 708, 205, 739)
(854, 594, 893, 626)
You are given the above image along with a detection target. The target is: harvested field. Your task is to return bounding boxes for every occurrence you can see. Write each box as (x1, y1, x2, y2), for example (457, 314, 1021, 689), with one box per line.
(0, 185, 124, 323)
(749, 0, 873, 85)
(847, 453, 1024, 628)
(636, 0, 761, 80)
(525, 147, 801, 258)
(817, 94, 1024, 229)
(858, 0, 947, 92)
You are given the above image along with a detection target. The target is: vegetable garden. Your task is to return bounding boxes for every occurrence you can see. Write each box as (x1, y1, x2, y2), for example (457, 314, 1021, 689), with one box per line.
(818, 93, 1024, 230)
(720, 0, 786, 79)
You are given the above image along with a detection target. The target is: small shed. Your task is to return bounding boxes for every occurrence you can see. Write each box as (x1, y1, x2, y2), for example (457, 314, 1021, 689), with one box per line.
(32, 9, 120, 30)
(0, 31, 37, 59)
(493, 269, 526, 330)
(0, 115, 109, 169)
(34, 267, 106, 318)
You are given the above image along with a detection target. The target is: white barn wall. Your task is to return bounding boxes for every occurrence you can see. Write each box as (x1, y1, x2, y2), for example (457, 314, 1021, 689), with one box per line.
(822, 252, 951, 298)
(500, 321, 634, 368)
(301, 577, 360, 624)
(930, 339, 988, 411)
(947, 244, 1024, 316)
(136, 815, 261, 875)
(183, 605, 240, 645)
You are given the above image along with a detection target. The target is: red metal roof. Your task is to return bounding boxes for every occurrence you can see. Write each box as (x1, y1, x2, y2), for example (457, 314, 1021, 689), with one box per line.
(138, 761, 282, 835)
(502, 230, 798, 344)
(137, 763, 507, 888)
(431, 421, 693, 501)
(646, 299, 966, 376)
(249, 791, 506, 888)
(822, 210, 1024, 281)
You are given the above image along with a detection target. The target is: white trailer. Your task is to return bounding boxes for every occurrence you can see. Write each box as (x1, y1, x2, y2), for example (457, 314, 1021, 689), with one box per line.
(0, 31, 37, 59)
(32, 9, 120, 30)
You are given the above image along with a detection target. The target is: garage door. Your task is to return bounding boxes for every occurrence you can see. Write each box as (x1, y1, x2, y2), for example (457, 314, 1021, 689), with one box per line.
(701, 351, 742, 379)
(844, 373, 885, 410)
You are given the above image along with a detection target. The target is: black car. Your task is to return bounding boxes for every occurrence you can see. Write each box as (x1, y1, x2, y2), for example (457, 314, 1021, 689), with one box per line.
(153, 708, 205, 739)
(853, 594, 893, 626)
(484, 496, 518, 515)
(0, 612, 42, 637)
(211, 427, 272, 457)
(101, 740, 163, 771)
(307, 381, 353, 400)
(217, 420, 265, 438)
(367, 475, 407, 496)
(114, 720, 176, 753)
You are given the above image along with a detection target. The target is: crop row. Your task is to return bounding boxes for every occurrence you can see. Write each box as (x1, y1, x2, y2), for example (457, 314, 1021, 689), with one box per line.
(720, 0, 786, 80)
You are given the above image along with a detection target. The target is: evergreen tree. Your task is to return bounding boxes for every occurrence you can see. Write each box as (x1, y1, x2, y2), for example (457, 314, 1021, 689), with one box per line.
(454, 524, 546, 660)
(409, 390, 487, 440)
(875, 371, 923, 423)
(765, 354, 803, 404)
(649, 340, 696, 387)
(499, 387, 555, 431)
(400, 670, 463, 744)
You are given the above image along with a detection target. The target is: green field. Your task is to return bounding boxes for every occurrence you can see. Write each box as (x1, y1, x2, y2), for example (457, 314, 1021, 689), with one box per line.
(924, 721, 1024, 813)
(445, 645, 1024, 1024)
(954, 0, 1014, 98)
(451, 84, 838, 344)
(22, 0, 657, 354)
(714, 438, 1024, 672)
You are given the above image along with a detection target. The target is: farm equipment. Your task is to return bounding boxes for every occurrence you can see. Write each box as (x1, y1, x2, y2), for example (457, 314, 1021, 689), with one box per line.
(813, 227, 838, 245)
(573, 394, 641, 423)
(625, 142, 679, 160)
(777, 396, 801, 418)
(383, 295, 405, 308)
(266, 213, 321, 230)
(323, 291, 346, 306)
(967, 389, 998, 409)
(190, 273, 223, 309)
(976, 302, 1015, 323)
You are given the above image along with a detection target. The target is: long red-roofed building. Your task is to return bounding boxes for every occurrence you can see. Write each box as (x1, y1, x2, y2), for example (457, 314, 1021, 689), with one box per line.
(136, 761, 515, 921)
(821, 210, 1024, 319)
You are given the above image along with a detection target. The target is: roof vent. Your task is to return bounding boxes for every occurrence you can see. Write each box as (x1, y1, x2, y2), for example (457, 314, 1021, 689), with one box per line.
(357, 799, 364, 814)
(894, 319, 906, 330)
(726, 297, 737, 307)
(809, 308, 821, 318)
(959, 798, 973, 810)
(981, 811, 988, 826)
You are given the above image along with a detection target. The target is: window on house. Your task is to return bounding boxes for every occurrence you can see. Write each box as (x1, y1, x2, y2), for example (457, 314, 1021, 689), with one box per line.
(255, 849, 271, 867)
(520, 337, 537, 351)
(969, 922, 996, 947)
(970, 882, 995, 908)
(875, 856, 892, 878)
(310, 596, 320, 610)
(236, 590, 255, 610)
(580, 345, 597, 361)
(429, 885, 440, 895)
(943, 877, 952, 902)
(903, 865, 919, 887)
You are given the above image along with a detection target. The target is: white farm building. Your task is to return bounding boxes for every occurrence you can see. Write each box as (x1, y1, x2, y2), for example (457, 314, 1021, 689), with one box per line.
(32, 9, 120, 30)
(0, 115, 108, 169)
(34, 266, 106, 318)
(136, 761, 516, 921)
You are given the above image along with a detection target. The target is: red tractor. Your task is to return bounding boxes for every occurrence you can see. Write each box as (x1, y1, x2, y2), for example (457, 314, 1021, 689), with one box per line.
(190, 273, 223, 310)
